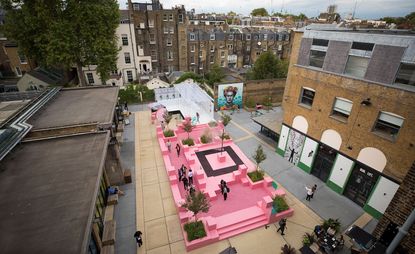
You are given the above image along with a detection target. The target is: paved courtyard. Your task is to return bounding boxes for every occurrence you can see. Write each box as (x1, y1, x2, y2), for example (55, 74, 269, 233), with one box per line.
(116, 105, 377, 254)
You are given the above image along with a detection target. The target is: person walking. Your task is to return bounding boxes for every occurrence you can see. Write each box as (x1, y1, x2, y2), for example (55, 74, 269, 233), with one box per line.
(124, 101, 128, 111)
(182, 176, 189, 191)
(305, 185, 313, 201)
(134, 230, 143, 247)
(178, 166, 184, 182)
(188, 169, 193, 185)
(166, 139, 171, 152)
(176, 143, 181, 157)
(223, 183, 230, 201)
(311, 184, 317, 199)
(196, 112, 200, 123)
(189, 184, 196, 195)
(277, 218, 287, 235)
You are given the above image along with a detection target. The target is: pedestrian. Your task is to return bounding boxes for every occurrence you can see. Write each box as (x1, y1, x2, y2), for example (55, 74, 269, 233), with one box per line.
(277, 218, 287, 235)
(178, 166, 184, 182)
(166, 139, 171, 152)
(134, 230, 143, 247)
(305, 185, 313, 201)
(176, 143, 181, 157)
(124, 101, 128, 111)
(223, 183, 230, 201)
(196, 112, 200, 123)
(220, 179, 226, 194)
(189, 184, 196, 195)
(311, 184, 317, 199)
(182, 176, 189, 191)
(188, 169, 193, 185)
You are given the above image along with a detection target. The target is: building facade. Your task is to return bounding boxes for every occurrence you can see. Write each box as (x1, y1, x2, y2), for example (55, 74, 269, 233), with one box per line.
(279, 27, 415, 219)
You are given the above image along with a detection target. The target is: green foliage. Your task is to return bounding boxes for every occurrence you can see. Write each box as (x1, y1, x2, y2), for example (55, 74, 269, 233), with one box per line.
(251, 8, 269, 17)
(247, 170, 265, 182)
(302, 233, 315, 246)
(205, 64, 225, 87)
(181, 190, 211, 221)
(281, 244, 297, 254)
(182, 119, 194, 139)
(245, 97, 256, 108)
(322, 218, 341, 234)
(175, 72, 204, 84)
(381, 12, 415, 28)
(227, 11, 237, 16)
(200, 128, 212, 144)
(208, 121, 218, 127)
(163, 111, 173, 126)
(182, 138, 195, 146)
(184, 221, 207, 242)
(273, 196, 289, 213)
(1, 0, 120, 86)
(223, 133, 230, 140)
(118, 85, 154, 103)
(221, 114, 232, 127)
(247, 51, 288, 80)
(252, 145, 267, 170)
(272, 12, 308, 21)
(163, 130, 175, 137)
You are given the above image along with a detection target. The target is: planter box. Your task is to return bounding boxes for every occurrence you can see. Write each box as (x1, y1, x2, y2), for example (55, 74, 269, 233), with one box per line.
(247, 173, 265, 189)
(183, 219, 220, 251)
(270, 208, 294, 223)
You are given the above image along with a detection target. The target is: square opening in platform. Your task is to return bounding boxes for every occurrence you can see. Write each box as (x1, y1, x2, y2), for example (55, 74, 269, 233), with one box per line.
(196, 146, 244, 177)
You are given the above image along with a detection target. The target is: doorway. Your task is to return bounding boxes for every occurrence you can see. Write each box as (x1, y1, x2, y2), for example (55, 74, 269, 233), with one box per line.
(343, 164, 379, 207)
(311, 144, 336, 182)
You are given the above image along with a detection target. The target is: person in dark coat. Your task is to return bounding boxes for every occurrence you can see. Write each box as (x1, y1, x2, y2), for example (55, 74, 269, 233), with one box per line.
(176, 143, 181, 157)
(222, 183, 230, 201)
(277, 218, 287, 235)
(311, 184, 317, 199)
(182, 176, 189, 191)
(134, 230, 143, 247)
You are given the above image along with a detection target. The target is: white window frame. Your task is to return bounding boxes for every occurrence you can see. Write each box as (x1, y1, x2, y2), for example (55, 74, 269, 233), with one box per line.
(190, 45, 195, 52)
(167, 50, 173, 61)
(344, 55, 370, 79)
(331, 97, 353, 121)
(15, 66, 22, 76)
(299, 87, 315, 108)
(124, 52, 131, 64)
(372, 111, 404, 140)
(86, 73, 94, 84)
(169, 14, 173, 21)
(210, 34, 215, 40)
(246, 34, 251, 40)
(148, 19, 154, 28)
(190, 33, 195, 41)
(18, 54, 27, 64)
(126, 70, 133, 82)
(121, 34, 128, 46)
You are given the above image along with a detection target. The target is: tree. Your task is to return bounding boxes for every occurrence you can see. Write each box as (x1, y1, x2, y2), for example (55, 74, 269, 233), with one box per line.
(0, 0, 120, 86)
(227, 11, 237, 16)
(247, 51, 288, 80)
(252, 145, 267, 171)
(205, 64, 225, 87)
(251, 8, 269, 17)
(163, 111, 173, 130)
(297, 13, 307, 21)
(182, 118, 194, 139)
(181, 190, 210, 221)
(175, 72, 204, 84)
(220, 114, 231, 155)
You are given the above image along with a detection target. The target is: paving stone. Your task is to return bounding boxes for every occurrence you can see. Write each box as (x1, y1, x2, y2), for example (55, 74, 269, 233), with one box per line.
(145, 218, 169, 250)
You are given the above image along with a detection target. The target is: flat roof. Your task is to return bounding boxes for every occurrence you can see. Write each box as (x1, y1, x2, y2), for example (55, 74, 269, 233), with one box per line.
(0, 132, 109, 253)
(29, 86, 118, 130)
(252, 109, 284, 135)
(0, 100, 31, 125)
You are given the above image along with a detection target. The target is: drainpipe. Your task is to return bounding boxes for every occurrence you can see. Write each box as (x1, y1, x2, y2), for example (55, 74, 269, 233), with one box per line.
(386, 208, 415, 254)
(128, 7, 138, 82)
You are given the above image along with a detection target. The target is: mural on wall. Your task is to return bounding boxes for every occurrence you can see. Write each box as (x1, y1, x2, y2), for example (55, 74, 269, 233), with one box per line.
(217, 83, 243, 110)
(284, 129, 306, 165)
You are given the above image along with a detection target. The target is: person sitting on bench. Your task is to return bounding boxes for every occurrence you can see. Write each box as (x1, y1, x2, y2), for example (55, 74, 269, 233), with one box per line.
(107, 186, 125, 196)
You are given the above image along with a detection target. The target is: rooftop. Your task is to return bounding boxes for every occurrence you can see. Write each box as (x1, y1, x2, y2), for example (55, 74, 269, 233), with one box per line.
(0, 132, 109, 253)
(28, 86, 118, 130)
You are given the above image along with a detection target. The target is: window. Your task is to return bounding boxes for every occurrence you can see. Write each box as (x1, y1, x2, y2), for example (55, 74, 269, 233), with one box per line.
(147, 5, 152, 10)
(139, 22, 145, 29)
(345, 56, 369, 78)
(352, 42, 374, 51)
(163, 27, 168, 34)
(190, 56, 195, 64)
(229, 34, 234, 40)
(221, 51, 225, 58)
(246, 46, 251, 51)
(15, 66, 22, 76)
(167, 51, 173, 60)
(246, 34, 251, 40)
(124, 52, 131, 64)
(190, 33, 195, 41)
(227, 44, 233, 50)
(331, 97, 353, 120)
(199, 51, 202, 58)
(199, 63, 203, 69)
(373, 112, 404, 140)
(309, 50, 325, 68)
(256, 51, 261, 56)
(178, 14, 184, 23)
(210, 55, 214, 63)
(263, 34, 268, 41)
(151, 50, 157, 60)
(18, 54, 27, 64)
(166, 37, 172, 46)
(126, 70, 133, 82)
(221, 60, 225, 67)
(395, 63, 415, 86)
(299, 87, 315, 107)
(163, 14, 168, 21)
(278, 44, 282, 51)
(210, 45, 215, 52)
(121, 34, 128, 46)
(312, 39, 329, 47)
(169, 26, 174, 34)
(149, 34, 155, 43)
(87, 73, 94, 84)
(169, 14, 173, 21)
(190, 45, 195, 52)
(210, 34, 215, 40)
(148, 19, 154, 28)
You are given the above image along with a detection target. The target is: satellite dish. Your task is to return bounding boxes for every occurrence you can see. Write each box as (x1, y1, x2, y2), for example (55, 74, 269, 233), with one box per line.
(257, 42, 262, 46)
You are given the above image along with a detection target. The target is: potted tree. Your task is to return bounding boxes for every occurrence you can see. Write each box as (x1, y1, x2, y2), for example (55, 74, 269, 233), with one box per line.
(162, 111, 175, 138)
(219, 114, 231, 154)
(248, 145, 266, 182)
(200, 128, 213, 144)
(181, 191, 211, 242)
(182, 118, 195, 146)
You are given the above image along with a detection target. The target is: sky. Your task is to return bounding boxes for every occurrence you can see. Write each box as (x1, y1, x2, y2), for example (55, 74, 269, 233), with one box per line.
(118, 0, 415, 20)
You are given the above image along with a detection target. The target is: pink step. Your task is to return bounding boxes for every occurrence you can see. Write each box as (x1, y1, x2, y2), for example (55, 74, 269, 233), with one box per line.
(215, 206, 265, 229)
(240, 177, 249, 186)
(218, 216, 268, 240)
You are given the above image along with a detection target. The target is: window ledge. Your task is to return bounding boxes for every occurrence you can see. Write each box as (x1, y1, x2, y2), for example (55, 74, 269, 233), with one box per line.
(329, 115, 348, 124)
(298, 103, 312, 110)
(371, 131, 397, 142)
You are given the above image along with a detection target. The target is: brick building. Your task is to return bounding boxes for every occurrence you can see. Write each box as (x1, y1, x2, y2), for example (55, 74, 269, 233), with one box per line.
(278, 26, 415, 219)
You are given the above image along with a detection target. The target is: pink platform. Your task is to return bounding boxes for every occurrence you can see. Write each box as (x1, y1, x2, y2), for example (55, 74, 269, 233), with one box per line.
(154, 114, 294, 251)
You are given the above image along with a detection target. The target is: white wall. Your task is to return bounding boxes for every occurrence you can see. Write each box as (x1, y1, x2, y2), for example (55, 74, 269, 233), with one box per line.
(321, 129, 342, 150)
(367, 177, 399, 214)
(328, 154, 354, 189)
(292, 115, 308, 134)
(299, 137, 318, 168)
(357, 147, 387, 172)
(146, 78, 170, 90)
(278, 125, 290, 151)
